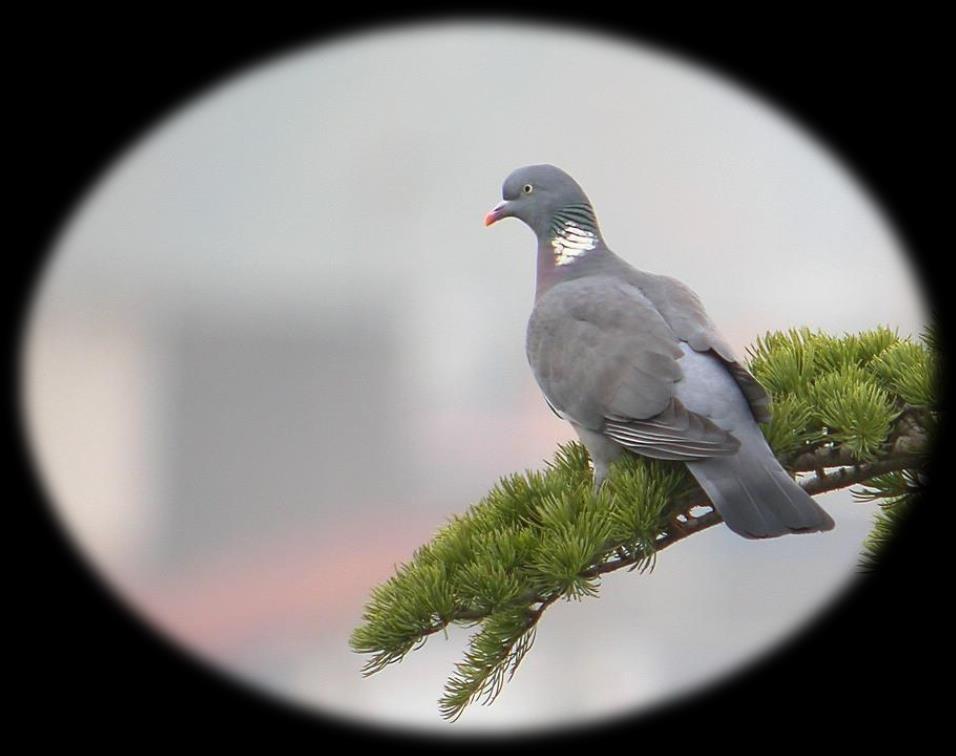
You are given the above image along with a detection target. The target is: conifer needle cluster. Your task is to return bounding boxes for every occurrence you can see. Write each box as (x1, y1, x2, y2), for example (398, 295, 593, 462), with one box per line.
(350, 326, 936, 721)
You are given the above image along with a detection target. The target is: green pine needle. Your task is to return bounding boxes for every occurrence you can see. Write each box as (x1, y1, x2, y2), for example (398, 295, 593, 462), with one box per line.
(871, 340, 936, 407)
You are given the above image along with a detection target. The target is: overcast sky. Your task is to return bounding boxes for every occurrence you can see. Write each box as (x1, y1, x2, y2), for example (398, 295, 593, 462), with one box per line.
(24, 21, 926, 735)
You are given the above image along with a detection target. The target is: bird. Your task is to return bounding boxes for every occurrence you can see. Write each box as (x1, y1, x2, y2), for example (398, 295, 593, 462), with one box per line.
(484, 164, 834, 538)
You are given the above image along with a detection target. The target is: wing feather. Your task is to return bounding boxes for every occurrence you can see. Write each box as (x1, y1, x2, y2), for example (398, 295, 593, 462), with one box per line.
(527, 277, 742, 460)
(625, 272, 773, 424)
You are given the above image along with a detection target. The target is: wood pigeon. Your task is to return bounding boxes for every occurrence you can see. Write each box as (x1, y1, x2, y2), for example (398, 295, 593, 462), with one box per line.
(485, 164, 834, 538)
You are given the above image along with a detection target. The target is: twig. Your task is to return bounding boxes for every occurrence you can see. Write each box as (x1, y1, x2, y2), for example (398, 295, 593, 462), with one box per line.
(788, 433, 926, 471)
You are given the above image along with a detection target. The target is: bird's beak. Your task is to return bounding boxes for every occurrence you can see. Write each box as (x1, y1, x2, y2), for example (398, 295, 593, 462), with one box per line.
(484, 201, 511, 227)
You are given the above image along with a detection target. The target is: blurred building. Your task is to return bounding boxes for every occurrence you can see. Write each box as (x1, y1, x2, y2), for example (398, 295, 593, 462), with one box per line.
(151, 304, 410, 570)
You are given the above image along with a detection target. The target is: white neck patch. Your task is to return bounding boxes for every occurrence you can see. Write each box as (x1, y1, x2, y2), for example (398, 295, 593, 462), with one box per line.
(551, 221, 598, 266)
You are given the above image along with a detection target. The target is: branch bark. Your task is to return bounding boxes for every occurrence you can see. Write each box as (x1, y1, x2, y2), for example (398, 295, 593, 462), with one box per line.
(417, 443, 924, 641)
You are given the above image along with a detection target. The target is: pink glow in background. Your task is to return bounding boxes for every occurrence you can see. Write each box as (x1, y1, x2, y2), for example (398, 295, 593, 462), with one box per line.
(22, 22, 925, 734)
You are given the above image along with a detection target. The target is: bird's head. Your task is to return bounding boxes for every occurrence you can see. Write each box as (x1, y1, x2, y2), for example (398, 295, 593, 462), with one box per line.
(484, 164, 594, 238)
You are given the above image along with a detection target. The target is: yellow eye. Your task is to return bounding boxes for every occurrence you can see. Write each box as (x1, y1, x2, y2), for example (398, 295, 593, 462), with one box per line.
(522, 183, 534, 194)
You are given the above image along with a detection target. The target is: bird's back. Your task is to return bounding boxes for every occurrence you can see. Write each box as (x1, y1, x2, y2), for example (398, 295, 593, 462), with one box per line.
(532, 247, 772, 425)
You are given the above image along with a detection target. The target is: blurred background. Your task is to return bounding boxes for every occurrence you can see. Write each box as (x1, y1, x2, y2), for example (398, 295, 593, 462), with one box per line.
(21, 21, 926, 734)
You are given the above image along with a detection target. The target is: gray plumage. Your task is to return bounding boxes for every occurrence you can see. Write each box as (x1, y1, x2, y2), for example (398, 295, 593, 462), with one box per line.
(485, 164, 834, 538)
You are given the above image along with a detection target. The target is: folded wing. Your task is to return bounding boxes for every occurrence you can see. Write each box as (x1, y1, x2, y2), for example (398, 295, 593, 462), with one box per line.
(527, 276, 740, 460)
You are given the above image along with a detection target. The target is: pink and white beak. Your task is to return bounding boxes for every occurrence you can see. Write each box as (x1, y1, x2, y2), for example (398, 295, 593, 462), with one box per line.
(484, 201, 512, 227)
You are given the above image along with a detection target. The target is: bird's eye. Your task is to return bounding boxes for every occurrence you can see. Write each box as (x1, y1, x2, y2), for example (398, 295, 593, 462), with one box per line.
(522, 184, 534, 194)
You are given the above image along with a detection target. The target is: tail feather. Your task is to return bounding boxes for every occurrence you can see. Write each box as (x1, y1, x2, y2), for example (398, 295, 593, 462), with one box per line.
(685, 441, 835, 539)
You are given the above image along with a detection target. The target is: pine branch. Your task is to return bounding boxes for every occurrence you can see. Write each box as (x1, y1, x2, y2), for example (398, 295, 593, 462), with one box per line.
(349, 326, 936, 721)
(405, 442, 924, 642)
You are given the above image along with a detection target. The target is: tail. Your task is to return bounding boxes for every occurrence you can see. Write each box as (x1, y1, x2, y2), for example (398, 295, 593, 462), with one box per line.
(685, 436, 835, 539)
